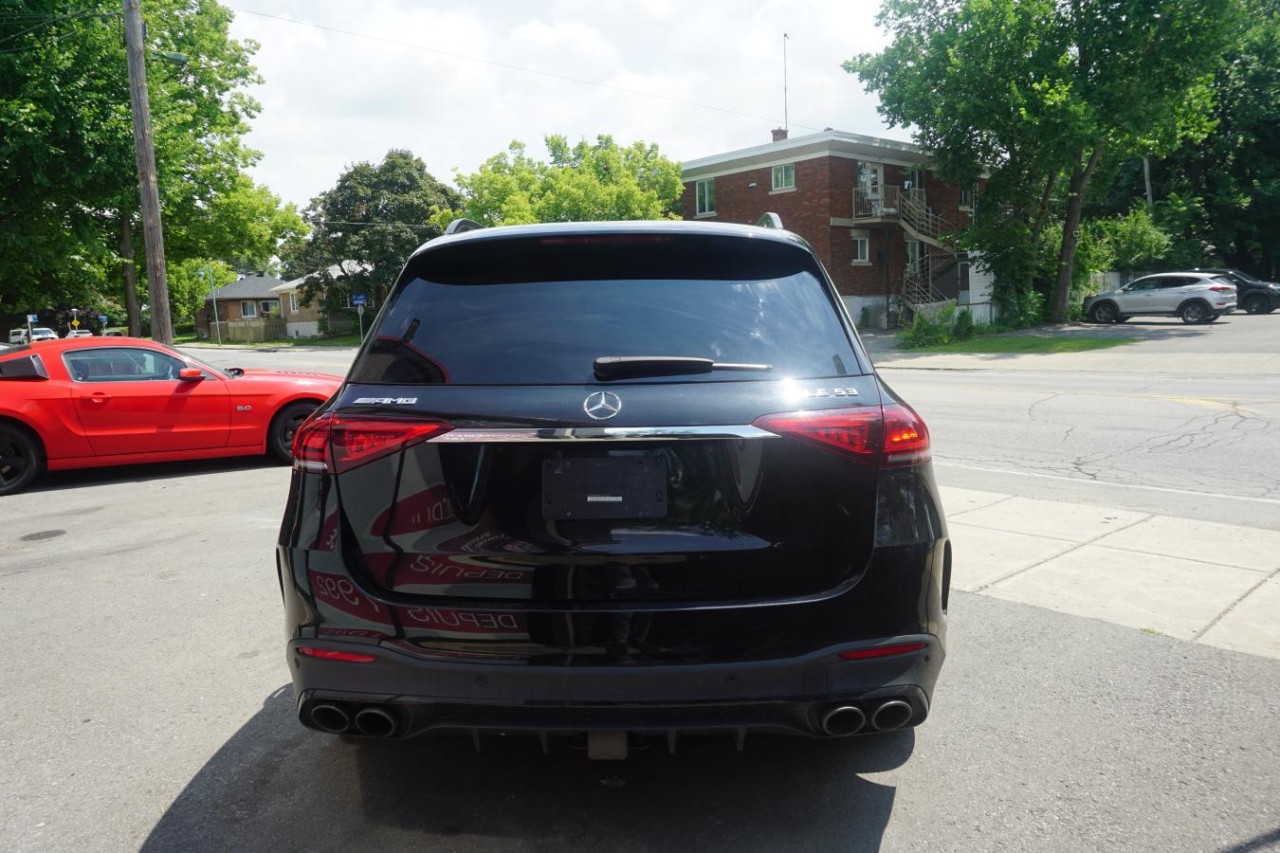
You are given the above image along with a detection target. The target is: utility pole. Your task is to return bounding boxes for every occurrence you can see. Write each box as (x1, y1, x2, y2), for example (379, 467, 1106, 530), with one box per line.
(206, 261, 222, 346)
(123, 0, 173, 344)
(782, 33, 790, 131)
(1143, 156, 1154, 212)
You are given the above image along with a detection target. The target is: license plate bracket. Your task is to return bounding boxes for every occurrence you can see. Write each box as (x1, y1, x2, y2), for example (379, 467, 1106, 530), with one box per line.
(542, 456, 668, 520)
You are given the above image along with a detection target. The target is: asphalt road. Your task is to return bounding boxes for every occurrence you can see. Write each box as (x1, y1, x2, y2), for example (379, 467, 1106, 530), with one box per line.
(889, 369, 1280, 529)
(2, 463, 1277, 853)
(1, 324, 1276, 851)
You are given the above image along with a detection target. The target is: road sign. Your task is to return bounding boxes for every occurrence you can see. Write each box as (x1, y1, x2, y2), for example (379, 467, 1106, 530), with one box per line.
(352, 294, 367, 307)
(71, 319, 80, 328)
(99, 315, 108, 325)
(27, 314, 37, 323)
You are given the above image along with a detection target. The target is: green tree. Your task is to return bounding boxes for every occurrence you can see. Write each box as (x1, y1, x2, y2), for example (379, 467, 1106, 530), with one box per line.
(1152, 0, 1278, 276)
(0, 0, 279, 334)
(281, 150, 459, 312)
(445, 135, 683, 227)
(1092, 206, 1171, 274)
(847, 0, 1239, 322)
(165, 258, 238, 322)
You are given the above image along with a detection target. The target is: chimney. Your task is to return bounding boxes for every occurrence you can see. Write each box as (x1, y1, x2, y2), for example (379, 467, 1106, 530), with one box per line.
(771, 127, 788, 143)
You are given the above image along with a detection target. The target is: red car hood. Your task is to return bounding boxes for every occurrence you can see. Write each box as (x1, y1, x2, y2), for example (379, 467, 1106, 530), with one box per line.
(233, 368, 344, 389)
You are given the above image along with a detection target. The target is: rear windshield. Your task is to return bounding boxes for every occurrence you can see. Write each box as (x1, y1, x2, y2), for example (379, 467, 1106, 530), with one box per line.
(350, 235, 862, 386)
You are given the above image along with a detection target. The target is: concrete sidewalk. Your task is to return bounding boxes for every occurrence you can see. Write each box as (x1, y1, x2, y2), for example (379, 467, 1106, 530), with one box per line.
(878, 348, 1280, 374)
(939, 485, 1280, 660)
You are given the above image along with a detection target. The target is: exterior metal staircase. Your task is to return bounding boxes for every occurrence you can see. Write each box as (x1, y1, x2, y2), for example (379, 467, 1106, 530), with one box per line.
(851, 185, 962, 323)
(896, 189, 957, 320)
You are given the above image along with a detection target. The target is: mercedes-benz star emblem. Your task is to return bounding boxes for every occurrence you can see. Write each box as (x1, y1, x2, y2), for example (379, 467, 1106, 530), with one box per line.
(583, 391, 622, 421)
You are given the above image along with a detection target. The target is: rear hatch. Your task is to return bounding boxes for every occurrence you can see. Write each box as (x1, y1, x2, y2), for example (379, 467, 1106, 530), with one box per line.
(304, 229, 887, 604)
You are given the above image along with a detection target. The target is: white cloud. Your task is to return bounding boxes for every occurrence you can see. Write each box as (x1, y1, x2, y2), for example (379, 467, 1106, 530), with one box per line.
(225, 0, 903, 209)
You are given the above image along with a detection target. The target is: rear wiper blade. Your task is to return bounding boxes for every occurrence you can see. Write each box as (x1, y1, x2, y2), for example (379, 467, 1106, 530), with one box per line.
(593, 356, 772, 380)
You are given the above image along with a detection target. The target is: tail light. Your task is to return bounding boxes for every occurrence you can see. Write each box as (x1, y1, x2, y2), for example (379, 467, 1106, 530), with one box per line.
(1210, 285, 1234, 293)
(753, 403, 930, 466)
(292, 414, 454, 474)
(838, 641, 926, 660)
(297, 646, 376, 663)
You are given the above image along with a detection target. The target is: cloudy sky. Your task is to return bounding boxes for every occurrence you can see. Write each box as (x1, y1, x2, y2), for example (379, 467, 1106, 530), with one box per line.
(223, 1, 906, 210)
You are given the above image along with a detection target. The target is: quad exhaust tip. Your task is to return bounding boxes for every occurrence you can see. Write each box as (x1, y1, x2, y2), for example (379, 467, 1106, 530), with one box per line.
(309, 703, 351, 734)
(354, 706, 398, 738)
(819, 705, 867, 737)
(871, 699, 913, 732)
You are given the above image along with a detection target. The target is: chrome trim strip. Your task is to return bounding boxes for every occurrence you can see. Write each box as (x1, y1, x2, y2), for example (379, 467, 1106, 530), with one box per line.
(430, 425, 779, 443)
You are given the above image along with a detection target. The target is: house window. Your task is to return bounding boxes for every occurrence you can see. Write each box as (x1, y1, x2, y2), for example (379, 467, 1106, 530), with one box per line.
(289, 292, 298, 313)
(695, 179, 716, 216)
(771, 163, 795, 191)
(260, 300, 280, 318)
(906, 240, 923, 275)
(904, 167, 926, 191)
(851, 232, 870, 265)
(240, 300, 258, 319)
(857, 162, 883, 195)
(960, 186, 977, 210)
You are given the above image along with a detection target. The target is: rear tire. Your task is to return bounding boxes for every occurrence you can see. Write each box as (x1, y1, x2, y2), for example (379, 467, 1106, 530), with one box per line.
(1243, 295, 1268, 314)
(269, 401, 320, 464)
(0, 424, 43, 496)
(1180, 301, 1210, 324)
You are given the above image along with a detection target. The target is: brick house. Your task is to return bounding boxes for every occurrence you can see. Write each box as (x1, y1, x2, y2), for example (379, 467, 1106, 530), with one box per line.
(195, 273, 286, 342)
(271, 260, 375, 339)
(681, 129, 994, 326)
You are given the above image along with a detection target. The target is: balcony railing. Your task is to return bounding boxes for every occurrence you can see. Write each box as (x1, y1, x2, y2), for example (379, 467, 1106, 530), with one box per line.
(853, 185, 902, 219)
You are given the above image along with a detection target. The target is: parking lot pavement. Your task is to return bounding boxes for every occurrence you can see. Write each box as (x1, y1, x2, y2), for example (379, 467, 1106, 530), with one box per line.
(940, 486, 1280, 658)
(3, 465, 1279, 851)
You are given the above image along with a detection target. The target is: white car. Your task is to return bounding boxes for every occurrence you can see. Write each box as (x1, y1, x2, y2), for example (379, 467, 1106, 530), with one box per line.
(7, 327, 58, 344)
(1084, 272, 1237, 325)
(66, 329, 93, 338)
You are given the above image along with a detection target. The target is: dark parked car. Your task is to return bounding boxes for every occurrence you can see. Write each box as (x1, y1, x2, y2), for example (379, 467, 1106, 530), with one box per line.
(1193, 269, 1280, 315)
(277, 219, 949, 758)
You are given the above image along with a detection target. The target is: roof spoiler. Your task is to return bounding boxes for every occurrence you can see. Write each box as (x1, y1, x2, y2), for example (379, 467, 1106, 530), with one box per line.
(444, 218, 485, 235)
(756, 212, 783, 229)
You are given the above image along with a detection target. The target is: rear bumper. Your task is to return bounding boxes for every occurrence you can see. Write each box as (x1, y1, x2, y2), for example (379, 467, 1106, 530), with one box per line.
(289, 635, 943, 739)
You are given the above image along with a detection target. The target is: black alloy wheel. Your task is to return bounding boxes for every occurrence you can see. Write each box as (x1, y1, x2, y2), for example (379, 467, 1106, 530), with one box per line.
(1244, 295, 1269, 315)
(270, 402, 319, 464)
(0, 425, 41, 496)
(1089, 302, 1118, 324)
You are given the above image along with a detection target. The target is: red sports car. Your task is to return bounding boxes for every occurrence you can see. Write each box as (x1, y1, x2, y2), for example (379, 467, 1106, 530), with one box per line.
(0, 337, 343, 495)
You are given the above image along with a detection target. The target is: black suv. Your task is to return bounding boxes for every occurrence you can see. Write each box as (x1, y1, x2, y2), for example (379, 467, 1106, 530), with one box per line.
(1193, 268, 1280, 315)
(277, 220, 949, 757)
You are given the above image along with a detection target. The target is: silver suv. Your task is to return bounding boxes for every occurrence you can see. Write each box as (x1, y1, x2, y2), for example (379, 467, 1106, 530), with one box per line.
(1084, 272, 1237, 324)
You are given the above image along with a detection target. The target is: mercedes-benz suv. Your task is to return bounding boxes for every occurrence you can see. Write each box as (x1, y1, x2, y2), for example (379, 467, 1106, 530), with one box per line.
(277, 219, 950, 757)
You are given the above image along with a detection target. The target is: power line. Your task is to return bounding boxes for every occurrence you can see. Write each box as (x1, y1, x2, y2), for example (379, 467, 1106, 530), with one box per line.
(0, 9, 113, 46)
(226, 6, 824, 132)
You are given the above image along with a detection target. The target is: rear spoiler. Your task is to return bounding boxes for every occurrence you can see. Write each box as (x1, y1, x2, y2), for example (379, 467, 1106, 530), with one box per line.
(0, 353, 49, 380)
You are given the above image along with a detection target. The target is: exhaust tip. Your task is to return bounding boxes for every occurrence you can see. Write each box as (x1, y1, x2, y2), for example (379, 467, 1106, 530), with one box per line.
(871, 699, 913, 732)
(310, 703, 351, 734)
(354, 706, 398, 738)
(819, 705, 867, 737)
